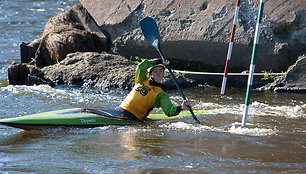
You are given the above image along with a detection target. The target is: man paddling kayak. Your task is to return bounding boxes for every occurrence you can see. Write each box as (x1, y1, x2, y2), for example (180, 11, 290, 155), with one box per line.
(115, 58, 190, 121)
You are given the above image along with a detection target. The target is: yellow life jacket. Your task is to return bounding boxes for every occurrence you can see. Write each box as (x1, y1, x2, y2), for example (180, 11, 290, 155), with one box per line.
(120, 79, 163, 120)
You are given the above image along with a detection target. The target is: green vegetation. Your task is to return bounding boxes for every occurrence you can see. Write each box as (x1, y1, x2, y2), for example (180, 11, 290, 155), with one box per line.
(262, 70, 286, 81)
(176, 70, 186, 78)
(132, 56, 144, 65)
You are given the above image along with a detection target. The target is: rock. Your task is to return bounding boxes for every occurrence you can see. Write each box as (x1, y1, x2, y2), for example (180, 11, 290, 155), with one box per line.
(22, 4, 108, 67)
(79, 0, 142, 26)
(81, 0, 305, 73)
(42, 52, 195, 90)
(8, 61, 54, 86)
(13, 1, 305, 91)
(258, 55, 306, 92)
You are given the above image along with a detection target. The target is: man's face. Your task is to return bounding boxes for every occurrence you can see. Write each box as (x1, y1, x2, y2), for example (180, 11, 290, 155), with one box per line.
(150, 66, 164, 83)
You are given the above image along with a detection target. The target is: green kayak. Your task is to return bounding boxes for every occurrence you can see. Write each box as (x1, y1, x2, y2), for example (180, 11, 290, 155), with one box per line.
(0, 108, 208, 130)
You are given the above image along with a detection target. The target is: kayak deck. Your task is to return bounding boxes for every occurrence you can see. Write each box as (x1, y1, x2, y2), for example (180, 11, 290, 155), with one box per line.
(0, 108, 208, 130)
(0, 108, 141, 130)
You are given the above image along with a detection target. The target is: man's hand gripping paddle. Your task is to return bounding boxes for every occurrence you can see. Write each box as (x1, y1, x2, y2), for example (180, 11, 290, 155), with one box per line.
(140, 17, 201, 124)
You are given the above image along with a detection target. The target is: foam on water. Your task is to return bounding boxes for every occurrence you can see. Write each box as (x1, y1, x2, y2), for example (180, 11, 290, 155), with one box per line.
(159, 121, 278, 136)
(2, 84, 61, 93)
(0, 85, 123, 107)
(115, 126, 153, 133)
(193, 102, 223, 110)
(264, 104, 305, 118)
(226, 122, 278, 136)
(200, 101, 305, 119)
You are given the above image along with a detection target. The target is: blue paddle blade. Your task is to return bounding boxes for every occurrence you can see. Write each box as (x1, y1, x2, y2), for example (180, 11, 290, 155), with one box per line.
(140, 17, 160, 49)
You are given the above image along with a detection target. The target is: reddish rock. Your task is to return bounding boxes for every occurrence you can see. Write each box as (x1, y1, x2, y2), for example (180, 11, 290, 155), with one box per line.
(23, 4, 108, 67)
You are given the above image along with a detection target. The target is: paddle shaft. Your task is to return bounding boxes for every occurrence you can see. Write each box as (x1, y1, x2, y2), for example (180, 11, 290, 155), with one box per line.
(157, 49, 201, 124)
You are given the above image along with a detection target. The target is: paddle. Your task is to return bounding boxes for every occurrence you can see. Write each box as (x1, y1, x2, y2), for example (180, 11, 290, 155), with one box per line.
(140, 17, 201, 124)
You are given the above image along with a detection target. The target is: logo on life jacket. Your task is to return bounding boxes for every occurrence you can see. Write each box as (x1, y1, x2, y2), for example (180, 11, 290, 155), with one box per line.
(135, 82, 151, 96)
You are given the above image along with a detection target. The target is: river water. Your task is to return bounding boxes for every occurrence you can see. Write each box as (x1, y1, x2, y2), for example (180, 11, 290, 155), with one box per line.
(0, 0, 305, 173)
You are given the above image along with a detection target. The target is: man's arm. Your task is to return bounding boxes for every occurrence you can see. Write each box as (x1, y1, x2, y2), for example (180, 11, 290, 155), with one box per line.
(154, 92, 182, 117)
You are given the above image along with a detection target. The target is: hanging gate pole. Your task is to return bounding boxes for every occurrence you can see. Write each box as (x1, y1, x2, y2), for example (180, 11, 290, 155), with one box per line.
(221, 0, 241, 95)
(242, 0, 265, 126)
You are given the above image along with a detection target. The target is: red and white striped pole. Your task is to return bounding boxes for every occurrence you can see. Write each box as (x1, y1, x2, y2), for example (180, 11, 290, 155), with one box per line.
(221, 0, 241, 95)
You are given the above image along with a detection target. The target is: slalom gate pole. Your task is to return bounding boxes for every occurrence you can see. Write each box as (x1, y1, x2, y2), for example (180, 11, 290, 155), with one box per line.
(220, 0, 241, 95)
(242, 0, 265, 126)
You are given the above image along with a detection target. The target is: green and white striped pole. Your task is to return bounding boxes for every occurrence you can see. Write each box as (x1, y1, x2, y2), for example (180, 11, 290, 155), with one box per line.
(242, 0, 265, 126)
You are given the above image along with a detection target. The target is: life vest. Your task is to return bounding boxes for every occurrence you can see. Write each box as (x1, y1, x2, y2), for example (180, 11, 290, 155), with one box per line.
(120, 79, 163, 120)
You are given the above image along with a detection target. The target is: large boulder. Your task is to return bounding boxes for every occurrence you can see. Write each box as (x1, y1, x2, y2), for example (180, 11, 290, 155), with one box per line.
(41, 52, 194, 90)
(81, 0, 305, 72)
(42, 52, 133, 88)
(21, 4, 108, 67)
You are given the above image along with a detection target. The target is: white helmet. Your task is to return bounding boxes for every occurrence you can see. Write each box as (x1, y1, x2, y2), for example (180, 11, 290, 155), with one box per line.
(147, 64, 166, 73)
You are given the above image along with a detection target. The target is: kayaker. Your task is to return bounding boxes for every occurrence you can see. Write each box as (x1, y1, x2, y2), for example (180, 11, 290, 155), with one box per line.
(116, 58, 190, 121)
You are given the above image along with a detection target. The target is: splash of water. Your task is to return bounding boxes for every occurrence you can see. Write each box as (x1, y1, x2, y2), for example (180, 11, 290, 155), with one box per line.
(159, 121, 278, 136)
